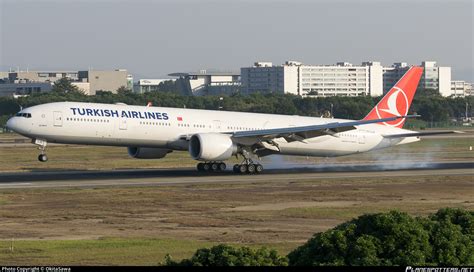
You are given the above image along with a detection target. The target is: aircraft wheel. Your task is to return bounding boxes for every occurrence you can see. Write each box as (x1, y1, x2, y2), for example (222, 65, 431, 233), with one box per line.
(38, 154, 48, 162)
(233, 164, 239, 173)
(203, 163, 211, 171)
(255, 164, 263, 174)
(219, 162, 226, 171)
(211, 163, 219, 172)
(247, 164, 256, 174)
(197, 163, 204, 171)
(238, 164, 248, 174)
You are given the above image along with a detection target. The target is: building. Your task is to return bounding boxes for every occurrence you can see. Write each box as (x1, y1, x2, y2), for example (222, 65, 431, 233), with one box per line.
(240, 61, 299, 95)
(241, 61, 384, 97)
(169, 70, 240, 96)
(451, 80, 472, 97)
(420, 61, 451, 96)
(0, 69, 130, 96)
(382, 62, 410, 92)
(383, 61, 451, 96)
(242, 60, 456, 97)
(127, 74, 134, 90)
(77, 69, 129, 95)
(0, 82, 53, 97)
(0, 72, 9, 81)
(8, 70, 79, 83)
(133, 79, 175, 93)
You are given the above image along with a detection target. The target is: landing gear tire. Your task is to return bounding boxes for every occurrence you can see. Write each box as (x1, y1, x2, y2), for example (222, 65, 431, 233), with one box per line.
(197, 162, 226, 173)
(38, 154, 48, 162)
(211, 163, 219, 172)
(233, 162, 264, 175)
(247, 164, 256, 174)
(238, 164, 248, 174)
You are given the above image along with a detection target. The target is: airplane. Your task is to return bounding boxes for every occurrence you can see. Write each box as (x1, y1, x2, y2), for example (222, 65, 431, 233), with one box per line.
(5, 66, 456, 174)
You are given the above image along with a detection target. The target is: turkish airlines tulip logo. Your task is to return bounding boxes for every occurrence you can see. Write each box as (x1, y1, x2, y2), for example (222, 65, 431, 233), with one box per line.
(375, 87, 409, 127)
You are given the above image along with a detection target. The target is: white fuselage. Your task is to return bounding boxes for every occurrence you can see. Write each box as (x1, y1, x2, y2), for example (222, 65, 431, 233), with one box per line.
(7, 102, 420, 158)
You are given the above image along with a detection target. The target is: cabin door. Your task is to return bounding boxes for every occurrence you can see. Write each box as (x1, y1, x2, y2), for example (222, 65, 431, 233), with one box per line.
(53, 111, 63, 127)
(119, 117, 127, 130)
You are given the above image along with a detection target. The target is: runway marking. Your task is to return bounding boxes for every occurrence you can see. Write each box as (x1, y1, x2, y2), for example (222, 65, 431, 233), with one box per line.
(0, 183, 32, 186)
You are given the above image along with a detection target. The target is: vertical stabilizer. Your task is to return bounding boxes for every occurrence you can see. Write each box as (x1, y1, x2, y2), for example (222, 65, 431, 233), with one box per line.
(364, 66, 423, 128)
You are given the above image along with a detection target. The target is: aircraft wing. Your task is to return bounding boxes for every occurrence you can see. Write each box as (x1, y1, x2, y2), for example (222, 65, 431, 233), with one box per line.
(382, 130, 464, 139)
(231, 115, 419, 143)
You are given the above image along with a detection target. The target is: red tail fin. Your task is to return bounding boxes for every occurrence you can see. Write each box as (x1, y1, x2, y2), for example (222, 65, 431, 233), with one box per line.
(364, 66, 423, 128)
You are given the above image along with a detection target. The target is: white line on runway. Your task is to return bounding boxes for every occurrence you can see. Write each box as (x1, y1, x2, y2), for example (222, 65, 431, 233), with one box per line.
(0, 183, 32, 186)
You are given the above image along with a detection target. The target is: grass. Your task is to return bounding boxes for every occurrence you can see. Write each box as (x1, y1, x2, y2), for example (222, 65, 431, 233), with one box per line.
(0, 238, 213, 265)
(0, 238, 297, 266)
(0, 133, 472, 172)
(277, 202, 471, 221)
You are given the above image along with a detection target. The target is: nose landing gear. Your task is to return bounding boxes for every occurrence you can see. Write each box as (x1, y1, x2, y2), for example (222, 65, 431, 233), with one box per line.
(33, 139, 48, 162)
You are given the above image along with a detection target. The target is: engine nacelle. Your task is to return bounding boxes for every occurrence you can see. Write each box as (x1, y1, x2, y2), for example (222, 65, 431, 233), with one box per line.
(189, 133, 237, 161)
(127, 147, 171, 159)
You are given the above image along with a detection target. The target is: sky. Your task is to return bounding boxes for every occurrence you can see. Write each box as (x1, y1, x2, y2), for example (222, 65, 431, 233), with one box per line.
(0, 0, 472, 81)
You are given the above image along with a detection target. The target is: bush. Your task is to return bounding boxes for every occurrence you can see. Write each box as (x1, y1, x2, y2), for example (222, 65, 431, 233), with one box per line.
(161, 209, 472, 266)
(288, 208, 473, 266)
(426, 208, 474, 265)
(163, 244, 288, 266)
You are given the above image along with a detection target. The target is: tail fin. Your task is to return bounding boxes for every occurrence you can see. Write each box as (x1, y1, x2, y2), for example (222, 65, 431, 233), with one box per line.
(364, 66, 423, 128)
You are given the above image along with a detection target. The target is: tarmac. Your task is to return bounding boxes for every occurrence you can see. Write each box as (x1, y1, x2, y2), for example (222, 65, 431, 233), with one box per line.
(0, 161, 472, 189)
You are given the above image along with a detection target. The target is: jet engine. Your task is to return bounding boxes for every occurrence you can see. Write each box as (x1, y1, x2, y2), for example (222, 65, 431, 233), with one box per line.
(127, 147, 171, 159)
(189, 133, 237, 161)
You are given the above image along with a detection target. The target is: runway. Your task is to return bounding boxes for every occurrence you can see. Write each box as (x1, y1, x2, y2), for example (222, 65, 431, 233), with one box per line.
(0, 161, 472, 189)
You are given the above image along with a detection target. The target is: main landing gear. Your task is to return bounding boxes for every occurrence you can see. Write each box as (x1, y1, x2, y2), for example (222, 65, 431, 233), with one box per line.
(196, 161, 264, 174)
(195, 150, 264, 174)
(232, 158, 263, 175)
(197, 162, 227, 172)
(34, 139, 48, 162)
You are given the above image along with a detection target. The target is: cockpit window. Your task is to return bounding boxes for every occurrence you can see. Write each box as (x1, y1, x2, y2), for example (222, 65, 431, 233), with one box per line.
(15, 112, 32, 118)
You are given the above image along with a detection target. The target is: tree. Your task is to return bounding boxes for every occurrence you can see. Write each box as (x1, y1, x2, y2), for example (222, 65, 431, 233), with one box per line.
(288, 209, 473, 266)
(163, 244, 288, 266)
(427, 208, 474, 265)
(156, 80, 179, 93)
(0, 97, 21, 115)
(51, 78, 81, 94)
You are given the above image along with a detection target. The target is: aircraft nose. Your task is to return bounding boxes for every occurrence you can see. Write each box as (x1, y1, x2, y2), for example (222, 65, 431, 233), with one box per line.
(6, 117, 17, 132)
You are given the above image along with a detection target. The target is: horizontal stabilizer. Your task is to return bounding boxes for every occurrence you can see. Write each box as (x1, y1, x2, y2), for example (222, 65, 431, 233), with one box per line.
(383, 130, 464, 139)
